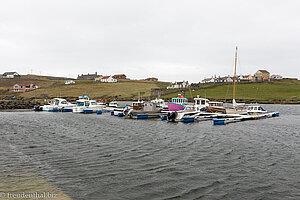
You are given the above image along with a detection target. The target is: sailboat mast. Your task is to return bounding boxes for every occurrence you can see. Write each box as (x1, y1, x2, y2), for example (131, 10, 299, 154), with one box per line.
(233, 46, 238, 100)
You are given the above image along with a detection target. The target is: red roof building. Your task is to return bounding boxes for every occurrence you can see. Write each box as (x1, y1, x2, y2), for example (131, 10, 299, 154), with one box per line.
(14, 84, 38, 92)
(112, 74, 126, 79)
(101, 76, 110, 79)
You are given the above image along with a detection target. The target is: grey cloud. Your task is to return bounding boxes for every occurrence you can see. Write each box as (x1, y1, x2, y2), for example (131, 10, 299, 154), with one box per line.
(0, 0, 299, 82)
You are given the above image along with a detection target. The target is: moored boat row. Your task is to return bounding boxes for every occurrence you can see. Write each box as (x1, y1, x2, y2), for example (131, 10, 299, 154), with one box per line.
(33, 93, 280, 125)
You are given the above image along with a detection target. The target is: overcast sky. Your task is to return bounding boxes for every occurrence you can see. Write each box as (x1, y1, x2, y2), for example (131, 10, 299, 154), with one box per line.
(0, 0, 299, 82)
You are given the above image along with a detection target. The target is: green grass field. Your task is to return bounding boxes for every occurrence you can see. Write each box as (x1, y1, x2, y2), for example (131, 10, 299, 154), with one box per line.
(1, 75, 299, 103)
(161, 80, 300, 103)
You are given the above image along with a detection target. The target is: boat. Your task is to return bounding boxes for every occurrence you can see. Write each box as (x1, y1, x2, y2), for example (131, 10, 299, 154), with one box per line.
(213, 111, 280, 125)
(103, 101, 119, 112)
(205, 101, 226, 113)
(40, 98, 75, 112)
(168, 94, 189, 111)
(193, 96, 209, 112)
(225, 46, 248, 114)
(247, 105, 268, 115)
(167, 110, 198, 122)
(72, 94, 103, 113)
(151, 98, 168, 110)
(113, 107, 127, 117)
(125, 101, 162, 119)
(166, 109, 218, 122)
(166, 96, 211, 122)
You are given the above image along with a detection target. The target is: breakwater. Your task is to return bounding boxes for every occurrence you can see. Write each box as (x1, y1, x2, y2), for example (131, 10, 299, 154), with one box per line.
(0, 100, 38, 110)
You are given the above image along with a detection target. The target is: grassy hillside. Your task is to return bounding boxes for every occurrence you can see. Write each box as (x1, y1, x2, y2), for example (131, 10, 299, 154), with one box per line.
(0, 74, 67, 90)
(1, 75, 299, 103)
(0, 75, 170, 101)
(162, 80, 300, 103)
(21, 80, 164, 100)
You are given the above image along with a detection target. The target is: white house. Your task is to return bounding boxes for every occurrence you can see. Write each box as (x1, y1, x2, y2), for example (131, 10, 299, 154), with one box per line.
(167, 81, 189, 89)
(100, 76, 117, 83)
(202, 77, 215, 83)
(239, 74, 254, 81)
(214, 75, 236, 83)
(14, 84, 38, 92)
(65, 80, 75, 85)
(3, 72, 20, 79)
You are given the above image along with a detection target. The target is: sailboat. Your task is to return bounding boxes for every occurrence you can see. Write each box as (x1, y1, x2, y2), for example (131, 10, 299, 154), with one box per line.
(225, 46, 248, 114)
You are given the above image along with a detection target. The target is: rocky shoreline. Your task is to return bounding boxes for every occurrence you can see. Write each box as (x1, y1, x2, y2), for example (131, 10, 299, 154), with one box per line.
(0, 100, 39, 110)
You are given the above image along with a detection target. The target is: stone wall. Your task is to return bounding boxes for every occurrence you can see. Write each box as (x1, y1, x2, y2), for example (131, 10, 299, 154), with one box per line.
(0, 100, 38, 110)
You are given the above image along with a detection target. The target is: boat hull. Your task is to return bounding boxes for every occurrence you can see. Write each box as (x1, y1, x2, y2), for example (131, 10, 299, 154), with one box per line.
(205, 106, 226, 114)
(168, 102, 185, 111)
(226, 108, 247, 115)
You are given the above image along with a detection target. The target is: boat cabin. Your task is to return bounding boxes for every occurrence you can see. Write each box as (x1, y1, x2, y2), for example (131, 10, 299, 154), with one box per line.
(171, 95, 188, 105)
(143, 102, 160, 112)
(54, 98, 69, 106)
(193, 96, 209, 111)
(108, 101, 118, 107)
(78, 94, 90, 100)
(247, 105, 267, 113)
(208, 101, 224, 108)
(194, 97, 209, 106)
(76, 100, 97, 107)
(132, 101, 144, 110)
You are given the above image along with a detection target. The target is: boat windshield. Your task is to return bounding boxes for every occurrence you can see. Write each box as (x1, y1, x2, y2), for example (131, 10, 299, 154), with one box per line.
(85, 101, 90, 106)
(61, 101, 67, 104)
(54, 99, 60, 105)
(77, 102, 84, 106)
(195, 99, 207, 105)
(260, 107, 266, 111)
(91, 102, 97, 105)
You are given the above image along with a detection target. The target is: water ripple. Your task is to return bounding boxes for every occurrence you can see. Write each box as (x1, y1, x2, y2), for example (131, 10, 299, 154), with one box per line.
(0, 104, 299, 200)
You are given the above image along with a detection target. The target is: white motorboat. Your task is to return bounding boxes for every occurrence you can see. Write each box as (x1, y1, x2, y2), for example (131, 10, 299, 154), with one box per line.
(103, 101, 119, 112)
(125, 101, 162, 119)
(72, 94, 103, 113)
(151, 98, 168, 110)
(167, 96, 210, 122)
(247, 105, 268, 115)
(41, 98, 75, 112)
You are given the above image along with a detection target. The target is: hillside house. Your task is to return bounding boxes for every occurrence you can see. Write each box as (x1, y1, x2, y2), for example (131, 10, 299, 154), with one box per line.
(14, 84, 38, 92)
(254, 70, 270, 81)
(94, 75, 104, 82)
(202, 77, 215, 83)
(240, 74, 254, 81)
(271, 74, 283, 80)
(65, 80, 75, 84)
(3, 72, 20, 79)
(101, 76, 117, 83)
(77, 72, 100, 80)
(113, 74, 126, 79)
(167, 81, 189, 89)
(145, 77, 158, 81)
(215, 76, 235, 83)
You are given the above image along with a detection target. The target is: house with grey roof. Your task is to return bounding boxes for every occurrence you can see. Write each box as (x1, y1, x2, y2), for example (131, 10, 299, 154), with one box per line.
(77, 72, 100, 80)
(167, 80, 189, 89)
(2, 72, 20, 79)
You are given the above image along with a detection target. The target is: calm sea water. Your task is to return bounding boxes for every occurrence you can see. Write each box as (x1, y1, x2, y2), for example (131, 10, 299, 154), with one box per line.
(0, 105, 299, 200)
